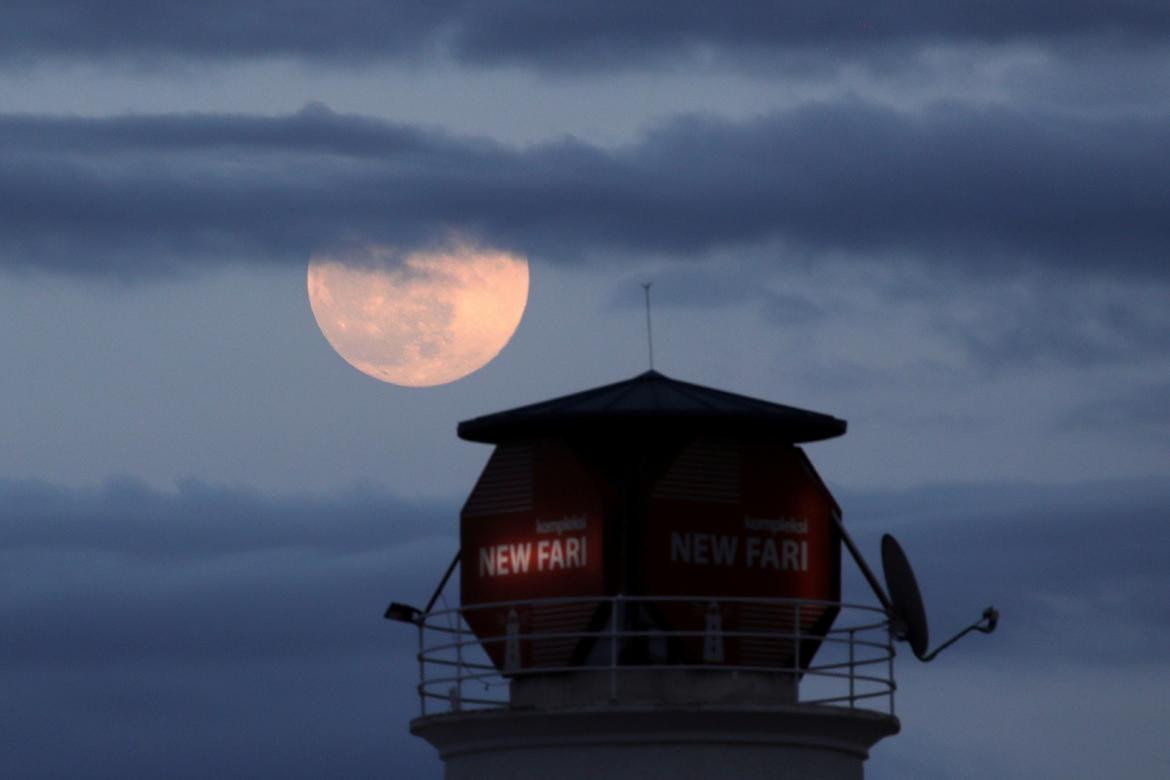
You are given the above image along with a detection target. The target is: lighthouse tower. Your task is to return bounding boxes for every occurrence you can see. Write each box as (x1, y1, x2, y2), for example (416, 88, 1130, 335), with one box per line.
(401, 371, 901, 779)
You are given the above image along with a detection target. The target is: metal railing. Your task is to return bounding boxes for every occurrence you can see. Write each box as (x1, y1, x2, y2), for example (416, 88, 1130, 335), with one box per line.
(413, 595, 896, 717)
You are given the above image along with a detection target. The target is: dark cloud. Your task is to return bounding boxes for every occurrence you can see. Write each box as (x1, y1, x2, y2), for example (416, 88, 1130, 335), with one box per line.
(1059, 380, 1170, 433)
(1, 478, 452, 777)
(929, 281, 1170, 373)
(1, 1, 1168, 68)
(3, 102, 1170, 282)
(5, 658, 439, 780)
(1, 478, 457, 666)
(1, 475, 450, 557)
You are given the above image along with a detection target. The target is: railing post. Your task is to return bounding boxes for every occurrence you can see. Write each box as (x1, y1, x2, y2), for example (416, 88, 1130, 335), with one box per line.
(454, 608, 464, 712)
(792, 602, 801, 698)
(888, 623, 896, 716)
(610, 594, 622, 702)
(417, 619, 426, 717)
(848, 627, 856, 708)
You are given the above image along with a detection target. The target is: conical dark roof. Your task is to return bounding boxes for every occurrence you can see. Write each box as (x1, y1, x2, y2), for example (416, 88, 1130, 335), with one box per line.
(458, 370, 846, 444)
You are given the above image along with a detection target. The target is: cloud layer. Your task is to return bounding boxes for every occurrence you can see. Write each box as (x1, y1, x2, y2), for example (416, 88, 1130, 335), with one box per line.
(3, 102, 1169, 280)
(3, 1, 1169, 67)
(2, 478, 452, 777)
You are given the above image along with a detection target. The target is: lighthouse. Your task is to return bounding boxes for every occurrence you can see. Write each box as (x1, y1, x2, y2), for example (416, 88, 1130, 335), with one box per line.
(386, 370, 996, 778)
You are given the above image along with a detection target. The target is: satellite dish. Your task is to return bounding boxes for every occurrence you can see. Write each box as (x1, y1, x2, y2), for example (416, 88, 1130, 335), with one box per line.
(881, 534, 930, 660)
(832, 515, 997, 662)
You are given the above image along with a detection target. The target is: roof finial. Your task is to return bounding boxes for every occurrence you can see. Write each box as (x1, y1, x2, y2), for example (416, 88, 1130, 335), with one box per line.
(642, 282, 654, 370)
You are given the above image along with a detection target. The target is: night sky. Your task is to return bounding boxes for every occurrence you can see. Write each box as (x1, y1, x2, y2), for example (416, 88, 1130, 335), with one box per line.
(3, 3, 1169, 778)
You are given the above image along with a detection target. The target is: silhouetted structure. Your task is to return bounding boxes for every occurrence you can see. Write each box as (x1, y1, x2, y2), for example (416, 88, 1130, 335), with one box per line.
(396, 371, 917, 779)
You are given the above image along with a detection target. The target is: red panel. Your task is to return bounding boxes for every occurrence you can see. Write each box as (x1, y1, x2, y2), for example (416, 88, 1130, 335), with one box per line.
(460, 441, 607, 671)
(643, 439, 841, 667)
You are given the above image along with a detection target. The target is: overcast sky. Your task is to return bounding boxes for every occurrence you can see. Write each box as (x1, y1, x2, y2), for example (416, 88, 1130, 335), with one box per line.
(2, 3, 1169, 778)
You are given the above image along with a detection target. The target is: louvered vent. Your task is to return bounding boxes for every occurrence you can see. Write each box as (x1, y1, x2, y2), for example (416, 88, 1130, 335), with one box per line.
(462, 444, 534, 517)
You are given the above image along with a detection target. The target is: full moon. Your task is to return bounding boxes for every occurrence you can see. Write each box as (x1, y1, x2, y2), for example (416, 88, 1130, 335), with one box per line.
(307, 243, 529, 387)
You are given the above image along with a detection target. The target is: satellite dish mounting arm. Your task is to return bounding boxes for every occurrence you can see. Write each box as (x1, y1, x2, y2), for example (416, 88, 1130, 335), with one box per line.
(917, 606, 999, 663)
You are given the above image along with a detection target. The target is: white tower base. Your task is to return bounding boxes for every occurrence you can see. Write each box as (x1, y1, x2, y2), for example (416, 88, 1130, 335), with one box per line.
(413, 672, 898, 780)
(414, 704, 897, 780)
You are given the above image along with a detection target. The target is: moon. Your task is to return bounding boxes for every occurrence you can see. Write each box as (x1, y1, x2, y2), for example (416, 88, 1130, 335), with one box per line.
(306, 243, 529, 387)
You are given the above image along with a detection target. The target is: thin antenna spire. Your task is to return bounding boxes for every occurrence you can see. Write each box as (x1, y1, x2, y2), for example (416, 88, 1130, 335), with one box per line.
(642, 282, 654, 370)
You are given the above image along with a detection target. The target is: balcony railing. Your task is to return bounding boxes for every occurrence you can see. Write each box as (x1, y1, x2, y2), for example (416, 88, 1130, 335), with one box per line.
(413, 595, 896, 717)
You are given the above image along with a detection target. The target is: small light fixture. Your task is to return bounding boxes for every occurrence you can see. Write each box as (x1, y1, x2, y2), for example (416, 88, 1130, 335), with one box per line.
(384, 601, 423, 624)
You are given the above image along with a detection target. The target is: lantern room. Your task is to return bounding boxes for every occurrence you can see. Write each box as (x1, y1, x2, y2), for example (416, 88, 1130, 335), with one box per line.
(456, 370, 847, 676)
